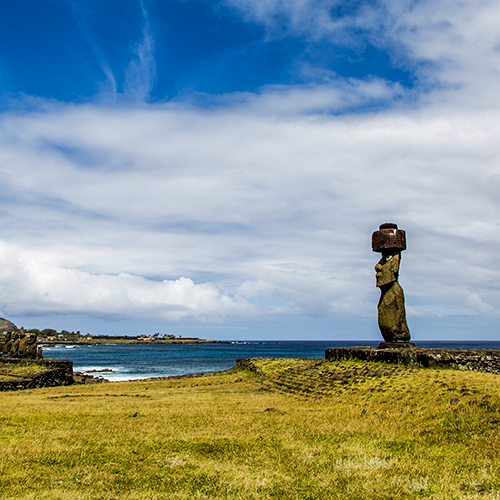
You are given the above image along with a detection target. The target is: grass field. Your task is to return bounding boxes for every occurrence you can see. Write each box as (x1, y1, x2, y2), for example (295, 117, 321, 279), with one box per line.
(1, 358, 499, 499)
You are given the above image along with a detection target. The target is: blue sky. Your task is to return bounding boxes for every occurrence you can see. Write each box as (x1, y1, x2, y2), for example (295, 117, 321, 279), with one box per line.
(0, 0, 499, 340)
(0, 0, 414, 101)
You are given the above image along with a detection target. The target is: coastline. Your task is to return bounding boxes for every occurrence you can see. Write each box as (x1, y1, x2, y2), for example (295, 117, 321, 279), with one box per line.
(38, 339, 228, 345)
(38, 341, 500, 383)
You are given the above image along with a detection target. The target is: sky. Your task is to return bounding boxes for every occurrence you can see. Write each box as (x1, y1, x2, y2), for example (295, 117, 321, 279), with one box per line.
(0, 0, 499, 341)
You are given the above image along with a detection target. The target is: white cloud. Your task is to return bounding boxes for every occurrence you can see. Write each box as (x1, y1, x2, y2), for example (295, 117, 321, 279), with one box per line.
(377, 0, 500, 107)
(1, 91, 500, 323)
(219, 0, 375, 42)
(200, 78, 405, 115)
(220, 0, 500, 104)
(0, 242, 253, 321)
(466, 293, 499, 316)
(123, 1, 157, 101)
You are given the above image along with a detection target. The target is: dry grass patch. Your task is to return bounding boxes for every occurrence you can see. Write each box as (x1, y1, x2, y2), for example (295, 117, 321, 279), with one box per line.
(0, 359, 499, 499)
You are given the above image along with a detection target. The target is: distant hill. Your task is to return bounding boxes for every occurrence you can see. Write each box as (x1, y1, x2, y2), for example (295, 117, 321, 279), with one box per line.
(0, 318, 18, 332)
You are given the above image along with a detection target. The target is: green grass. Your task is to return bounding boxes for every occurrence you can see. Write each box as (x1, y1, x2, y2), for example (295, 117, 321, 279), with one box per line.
(1, 358, 499, 499)
(0, 363, 48, 382)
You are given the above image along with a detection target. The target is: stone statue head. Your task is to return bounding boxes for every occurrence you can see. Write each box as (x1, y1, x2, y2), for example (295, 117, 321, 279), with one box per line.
(375, 252, 400, 287)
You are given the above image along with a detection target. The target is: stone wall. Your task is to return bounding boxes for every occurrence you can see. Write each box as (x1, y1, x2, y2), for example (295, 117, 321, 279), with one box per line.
(325, 346, 500, 375)
(235, 358, 266, 375)
(0, 358, 74, 391)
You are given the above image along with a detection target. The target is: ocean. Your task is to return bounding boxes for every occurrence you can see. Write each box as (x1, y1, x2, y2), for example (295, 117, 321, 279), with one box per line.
(41, 340, 500, 382)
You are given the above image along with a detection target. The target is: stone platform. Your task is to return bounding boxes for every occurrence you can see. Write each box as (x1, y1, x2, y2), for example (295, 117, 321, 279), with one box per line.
(0, 358, 74, 391)
(325, 346, 500, 375)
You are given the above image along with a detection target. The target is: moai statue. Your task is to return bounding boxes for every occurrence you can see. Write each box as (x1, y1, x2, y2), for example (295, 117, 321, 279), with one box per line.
(372, 223, 413, 348)
(2, 331, 12, 357)
(2, 331, 12, 356)
(26, 334, 38, 359)
(36, 346, 43, 360)
(9, 332, 21, 357)
(18, 328, 29, 358)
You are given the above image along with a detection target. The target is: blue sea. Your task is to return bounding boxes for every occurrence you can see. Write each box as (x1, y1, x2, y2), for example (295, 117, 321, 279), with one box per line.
(42, 341, 500, 382)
